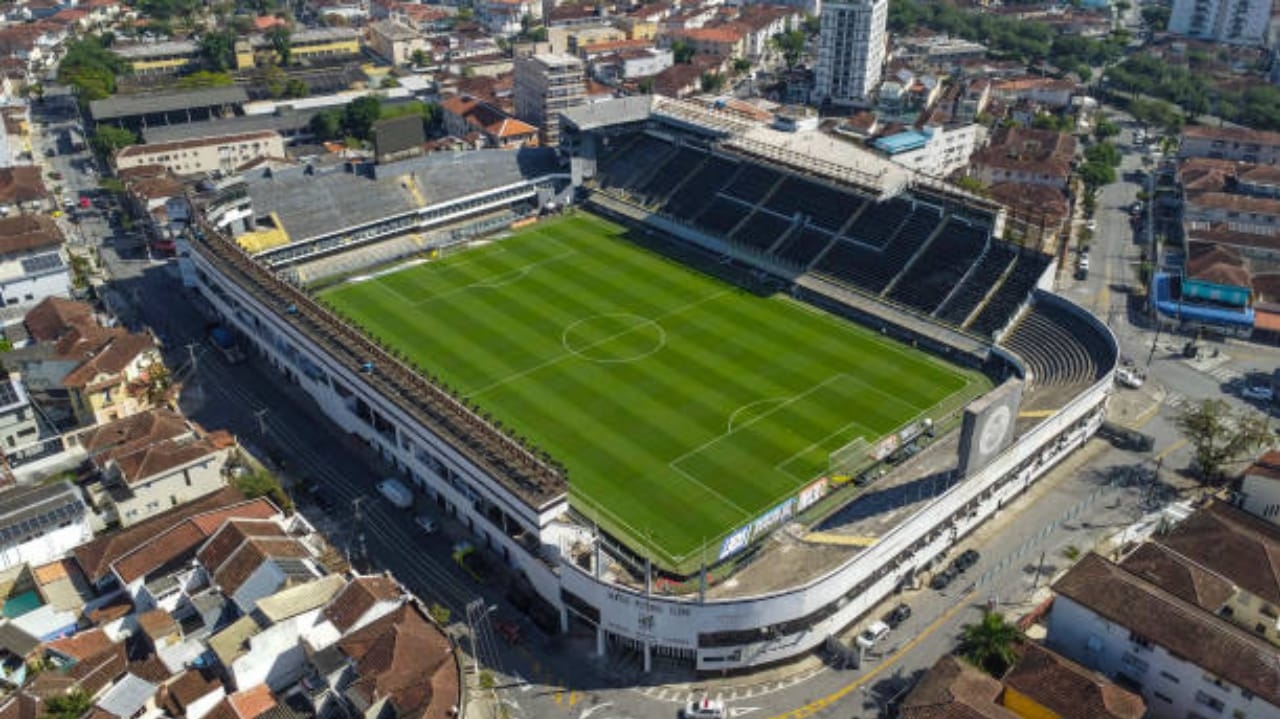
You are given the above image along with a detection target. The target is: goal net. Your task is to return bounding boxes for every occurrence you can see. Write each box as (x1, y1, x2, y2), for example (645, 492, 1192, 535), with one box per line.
(829, 437, 870, 477)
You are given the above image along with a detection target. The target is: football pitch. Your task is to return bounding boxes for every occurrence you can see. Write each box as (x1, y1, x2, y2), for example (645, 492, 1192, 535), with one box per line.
(320, 213, 989, 572)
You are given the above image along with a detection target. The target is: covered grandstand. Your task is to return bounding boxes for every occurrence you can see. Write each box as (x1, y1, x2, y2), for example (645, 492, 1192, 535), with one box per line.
(183, 97, 1116, 674)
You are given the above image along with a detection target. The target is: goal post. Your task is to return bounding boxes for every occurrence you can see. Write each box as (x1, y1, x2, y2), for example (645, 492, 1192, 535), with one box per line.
(829, 437, 870, 477)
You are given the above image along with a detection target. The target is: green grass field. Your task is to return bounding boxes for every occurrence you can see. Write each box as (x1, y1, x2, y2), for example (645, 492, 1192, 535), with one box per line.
(320, 213, 988, 572)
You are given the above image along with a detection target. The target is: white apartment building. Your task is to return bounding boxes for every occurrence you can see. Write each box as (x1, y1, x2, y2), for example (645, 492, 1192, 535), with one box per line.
(812, 0, 887, 106)
(1169, 0, 1272, 45)
(0, 215, 71, 312)
(114, 131, 286, 177)
(871, 124, 981, 178)
(514, 53, 586, 145)
(0, 481, 92, 572)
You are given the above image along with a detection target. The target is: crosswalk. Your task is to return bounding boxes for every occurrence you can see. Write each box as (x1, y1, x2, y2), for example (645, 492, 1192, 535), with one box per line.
(1204, 365, 1243, 385)
(634, 668, 822, 704)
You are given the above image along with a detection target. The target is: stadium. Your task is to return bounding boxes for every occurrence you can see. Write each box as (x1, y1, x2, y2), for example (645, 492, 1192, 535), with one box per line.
(182, 95, 1117, 673)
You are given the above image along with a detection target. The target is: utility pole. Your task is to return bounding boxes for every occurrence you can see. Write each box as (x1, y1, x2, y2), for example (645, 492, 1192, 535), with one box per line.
(253, 408, 269, 438)
(185, 342, 199, 375)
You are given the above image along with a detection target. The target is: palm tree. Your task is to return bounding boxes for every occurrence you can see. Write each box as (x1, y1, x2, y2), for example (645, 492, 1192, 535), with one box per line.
(958, 611, 1021, 677)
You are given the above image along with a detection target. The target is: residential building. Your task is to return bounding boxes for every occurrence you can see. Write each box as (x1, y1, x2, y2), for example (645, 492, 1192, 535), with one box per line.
(113, 40, 200, 76)
(1181, 125, 1280, 164)
(365, 18, 430, 66)
(75, 409, 237, 527)
(114, 131, 286, 177)
(0, 166, 46, 214)
(1179, 157, 1280, 234)
(665, 25, 747, 58)
(236, 27, 362, 69)
(1045, 501, 1280, 718)
(589, 47, 674, 84)
(1240, 449, 1280, 525)
(195, 518, 321, 614)
(991, 77, 1077, 110)
(968, 126, 1076, 190)
(478, 0, 541, 36)
(0, 482, 91, 572)
(1169, 0, 1271, 44)
(440, 95, 539, 148)
(813, 0, 888, 106)
(0, 372, 39, 454)
(871, 123, 980, 177)
(901, 645, 1145, 719)
(514, 53, 586, 145)
(0, 215, 68, 312)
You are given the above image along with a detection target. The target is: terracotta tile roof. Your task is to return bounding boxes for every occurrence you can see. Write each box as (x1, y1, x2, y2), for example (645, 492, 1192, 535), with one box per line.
(670, 24, 746, 44)
(0, 214, 62, 256)
(441, 95, 536, 142)
(111, 432, 230, 485)
(1004, 643, 1145, 719)
(0, 166, 45, 205)
(1187, 190, 1280, 216)
(1118, 542, 1237, 611)
(987, 182, 1069, 219)
(1150, 499, 1280, 606)
(136, 608, 180, 641)
(126, 655, 172, 684)
(202, 699, 240, 719)
(79, 408, 187, 455)
(86, 595, 134, 625)
(1186, 224, 1280, 253)
(60, 331, 157, 390)
(163, 669, 222, 713)
(197, 519, 287, 572)
(227, 684, 276, 719)
(29, 638, 126, 699)
(107, 498, 279, 585)
(0, 692, 41, 719)
(1053, 553, 1280, 707)
(900, 654, 1019, 719)
(971, 126, 1075, 179)
(1245, 450, 1280, 482)
(1184, 124, 1280, 148)
(337, 604, 459, 719)
(72, 487, 253, 583)
(13, 295, 78, 343)
(44, 628, 114, 662)
(1237, 163, 1280, 186)
(31, 558, 71, 585)
(324, 574, 402, 633)
(214, 537, 311, 596)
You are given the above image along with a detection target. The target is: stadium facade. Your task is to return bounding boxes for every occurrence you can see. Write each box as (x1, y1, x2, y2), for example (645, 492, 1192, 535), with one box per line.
(181, 97, 1117, 672)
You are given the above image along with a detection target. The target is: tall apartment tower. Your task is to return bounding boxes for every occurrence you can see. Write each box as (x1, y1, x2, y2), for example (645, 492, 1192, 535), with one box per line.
(514, 53, 586, 146)
(1169, 0, 1271, 45)
(812, 0, 888, 106)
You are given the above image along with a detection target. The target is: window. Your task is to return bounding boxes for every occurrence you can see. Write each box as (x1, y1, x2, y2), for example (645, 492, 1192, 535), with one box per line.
(1129, 631, 1153, 650)
(1153, 692, 1174, 704)
(1196, 690, 1226, 713)
(1121, 652, 1149, 674)
(1160, 671, 1181, 684)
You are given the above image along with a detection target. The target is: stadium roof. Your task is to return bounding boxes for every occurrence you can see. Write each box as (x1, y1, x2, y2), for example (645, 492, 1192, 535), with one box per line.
(90, 86, 249, 121)
(243, 148, 561, 244)
(560, 96, 654, 131)
(142, 111, 320, 144)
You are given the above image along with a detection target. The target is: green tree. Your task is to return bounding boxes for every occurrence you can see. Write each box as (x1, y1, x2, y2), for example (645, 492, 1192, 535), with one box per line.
(175, 70, 233, 89)
(1078, 161, 1116, 190)
(284, 78, 308, 98)
(410, 49, 429, 67)
(266, 26, 291, 66)
(671, 39, 694, 64)
(732, 57, 752, 75)
(1084, 141, 1121, 168)
(1141, 4, 1171, 30)
(343, 95, 382, 140)
(1093, 117, 1120, 142)
(380, 76, 400, 88)
(1175, 399, 1272, 483)
(44, 690, 92, 719)
(700, 71, 726, 93)
(90, 125, 137, 155)
(199, 29, 237, 71)
(771, 29, 806, 70)
(953, 175, 987, 195)
(235, 468, 294, 512)
(959, 611, 1021, 677)
(309, 109, 342, 140)
(58, 37, 130, 102)
(801, 13, 821, 36)
(638, 77, 655, 94)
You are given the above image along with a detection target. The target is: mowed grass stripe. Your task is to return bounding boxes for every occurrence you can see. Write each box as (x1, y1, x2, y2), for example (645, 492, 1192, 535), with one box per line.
(320, 214, 989, 570)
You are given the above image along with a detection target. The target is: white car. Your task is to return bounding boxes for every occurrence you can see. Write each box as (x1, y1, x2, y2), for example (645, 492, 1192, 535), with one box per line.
(856, 620, 891, 649)
(377, 478, 414, 509)
(682, 698, 725, 719)
(1116, 367, 1144, 389)
(1242, 384, 1273, 402)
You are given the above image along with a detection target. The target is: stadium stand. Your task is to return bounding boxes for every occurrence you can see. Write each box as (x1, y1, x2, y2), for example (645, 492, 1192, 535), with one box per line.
(843, 198, 912, 249)
(888, 218, 988, 314)
(811, 238, 889, 290)
(637, 146, 706, 204)
(694, 195, 751, 236)
(1003, 301, 1111, 388)
(763, 177, 867, 234)
(967, 251, 1052, 338)
(600, 135, 677, 190)
(730, 209, 795, 252)
(773, 225, 837, 269)
(935, 243, 1017, 325)
(722, 164, 783, 204)
(872, 206, 943, 292)
(664, 154, 739, 221)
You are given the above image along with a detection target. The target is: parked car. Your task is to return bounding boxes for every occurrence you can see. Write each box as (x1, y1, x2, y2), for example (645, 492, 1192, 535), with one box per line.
(856, 620, 891, 649)
(1243, 384, 1274, 402)
(1116, 366, 1145, 389)
(682, 698, 726, 719)
(377, 478, 414, 509)
(953, 549, 981, 573)
(884, 603, 912, 628)
(929, 567, 957, 590)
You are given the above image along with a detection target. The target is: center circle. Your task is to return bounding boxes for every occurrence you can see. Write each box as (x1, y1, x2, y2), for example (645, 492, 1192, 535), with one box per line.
(562, 313, 667, 363)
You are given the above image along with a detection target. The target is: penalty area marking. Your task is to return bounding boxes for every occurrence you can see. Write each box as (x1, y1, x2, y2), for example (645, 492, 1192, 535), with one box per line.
(727, 398, 788, 433)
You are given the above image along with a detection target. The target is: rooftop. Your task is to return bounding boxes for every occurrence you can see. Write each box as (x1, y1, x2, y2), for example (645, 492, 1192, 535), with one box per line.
(1003, 643, 1145, 719)
(0, 215, 62, 256)
(336, 603, 459, 719)
(0, 482, 85, 547)
(90, 86, 249, 122)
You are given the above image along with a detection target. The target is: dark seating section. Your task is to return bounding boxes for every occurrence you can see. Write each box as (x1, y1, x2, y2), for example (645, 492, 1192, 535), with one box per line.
(844, 198, 911, 249)
(636, 146, 705, 203)
(888, 219, 988, 314)
(599, 134, 672, 189)
(968, 251, 1052, 337)
(1003, 302, 1111, 388)
(694, 196, 750, 236)
(873, 206, 942, 291)
(763, 177, 867, 234)
(773, 225, 837, 268)
(664, 155, 739, 221)
(811, 239, 886, 289)
(935, 243, 1016, 326)
(723, 164, 782, 204)
(730, 210, 794, 252)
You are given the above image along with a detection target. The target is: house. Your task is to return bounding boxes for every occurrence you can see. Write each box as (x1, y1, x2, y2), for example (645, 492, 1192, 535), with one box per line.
(1045, 501, 1280, 719)
(365, 19, 429, 66)
(1181, 125, 1280, 165)
(663, 25, 747, 58)
(1240, 449, 1280, 525)
(32, 628, 128, 700)
(0, 215, 69, 312)
(0, 371, 42, 459)
(71, 487, 278, 592)
(160, 668, 225, 719)
(0, 481, 91, 573)
(440, 96, 538, 149)
(195, 518, 321, 614)
(0, 166, 45, 213)
(114, 131, 286, 177)
(95, 673, 160, 718)
(991, 77, 1077, 110)
(968, 126, 1076, 190)
(74, 408, 237, 527)
(320, 574, 404, 637)
(1179, 157, 1280, 234)
(330, 603, 460, 719)
(477, 0, 541, 36)
(17, 297, 165, 427)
